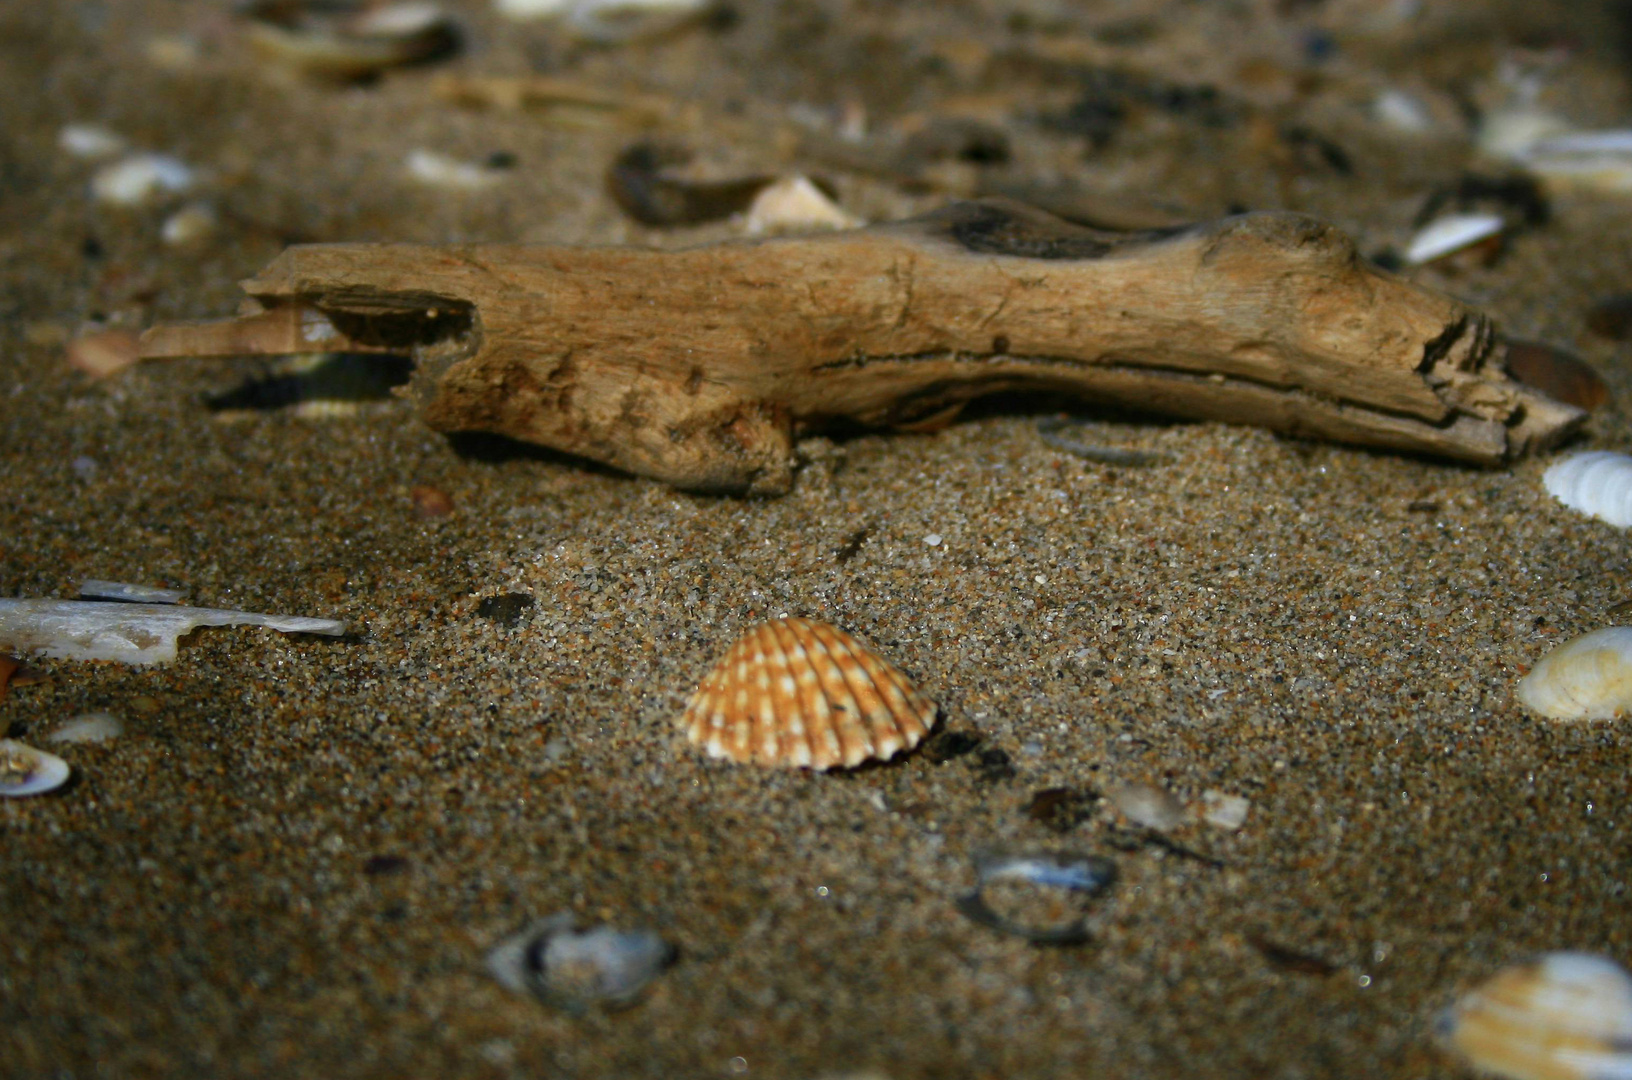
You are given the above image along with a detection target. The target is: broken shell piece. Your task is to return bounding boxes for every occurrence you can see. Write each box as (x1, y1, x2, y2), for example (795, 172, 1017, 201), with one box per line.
(404, 148, 508, 190)
(1521, 131, 1632, 195)
(1543, 451, 1632, 528)
(485, 913, 674, 1012)
(1436, 952, 1632, 1080)
(0, 599, 346, 665)
(744, 176, 861, 235)
(90, 153, 194, 206)
(48, 714, 124, 744)
(680, 617, 937, 770)
(1108, 781, 1186, 831)
(1516, 627, 1632, 721)
(79, 580, 187, 604)
(955, 850, 1117, 944)
(1405, 213, 1505, 265)
(58, 123, 127, 160)
(161, 202, 218, 246)
(242, 1, 459, 79)
(1200, 789, 1251, 830)
(0, 740, 71, 797)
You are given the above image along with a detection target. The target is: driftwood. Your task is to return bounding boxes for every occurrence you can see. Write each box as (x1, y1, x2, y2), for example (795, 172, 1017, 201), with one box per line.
(139, 199, 1583, 494)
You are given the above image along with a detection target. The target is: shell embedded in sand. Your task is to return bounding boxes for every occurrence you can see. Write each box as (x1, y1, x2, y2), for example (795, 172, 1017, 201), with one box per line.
(1436, 952, 1632, 1080)
(1517, 627, 1632, 720)
(1543, 451, 1632, 527)
(680, 617, 937, 769)
(0, 739, 70, 797)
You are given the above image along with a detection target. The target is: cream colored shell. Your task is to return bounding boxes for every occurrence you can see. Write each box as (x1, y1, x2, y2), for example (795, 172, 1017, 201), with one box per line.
(680, 617, 936, 769)
(1436, 952, 1632, 1080)
(1516, 627, 1632, 720)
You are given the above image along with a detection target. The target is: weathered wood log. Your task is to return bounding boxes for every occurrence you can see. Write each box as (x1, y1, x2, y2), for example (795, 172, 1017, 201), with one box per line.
(139, 199, 1583, 494)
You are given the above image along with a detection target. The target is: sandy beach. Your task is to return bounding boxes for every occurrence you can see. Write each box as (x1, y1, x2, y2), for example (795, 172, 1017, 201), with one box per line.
(5, 1, 1632, 1077)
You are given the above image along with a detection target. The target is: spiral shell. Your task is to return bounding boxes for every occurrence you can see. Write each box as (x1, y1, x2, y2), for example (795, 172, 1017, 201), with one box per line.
(680, 617, 936, 769)
(1516, 627, 1632, 720)
(1543, 452, 1632, 527)
(1436, 952, 1632, 1080)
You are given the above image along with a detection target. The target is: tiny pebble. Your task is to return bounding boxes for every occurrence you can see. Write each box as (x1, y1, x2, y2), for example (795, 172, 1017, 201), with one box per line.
(411, 484, 455, 519)
(923, 533, 942, 547)
(71, 456, 98, 481)
(49, 714, 124, 744)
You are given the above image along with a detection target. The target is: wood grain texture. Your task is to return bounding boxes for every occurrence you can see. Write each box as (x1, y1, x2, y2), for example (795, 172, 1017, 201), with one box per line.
(142, 199, 1584, 493)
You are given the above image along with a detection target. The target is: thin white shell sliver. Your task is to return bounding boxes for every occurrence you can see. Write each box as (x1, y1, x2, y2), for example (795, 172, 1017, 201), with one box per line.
(0, 599, 346, 664)
(1543, 451, 1632, 528)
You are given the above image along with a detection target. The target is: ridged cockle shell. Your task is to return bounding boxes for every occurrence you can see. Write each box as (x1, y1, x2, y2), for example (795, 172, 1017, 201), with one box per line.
(1436, 952, 1632, 1080)
(680, 617, 937, 770)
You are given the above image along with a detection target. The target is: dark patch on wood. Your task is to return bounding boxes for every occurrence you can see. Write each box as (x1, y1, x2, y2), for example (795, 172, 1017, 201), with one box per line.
(320, 294, 472, 348)
(949, 202, 1119, 260)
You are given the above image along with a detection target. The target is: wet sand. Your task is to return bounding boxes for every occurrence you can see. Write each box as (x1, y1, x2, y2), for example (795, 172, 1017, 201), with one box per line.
(5, 2, 1632, 1077)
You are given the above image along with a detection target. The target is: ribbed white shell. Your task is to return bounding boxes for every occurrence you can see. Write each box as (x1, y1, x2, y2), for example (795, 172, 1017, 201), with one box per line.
(1543, 452, 1632, 528)
(1438, 952, 1632, 1080)
(680, 618, 936, 770)
(1517, 627, 1632, 720)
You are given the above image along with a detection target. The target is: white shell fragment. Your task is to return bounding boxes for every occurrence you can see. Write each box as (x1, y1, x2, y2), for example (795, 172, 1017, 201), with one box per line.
(1437, 952, 1632, 1080)
(47, 714, 125, 744)
(681, 617, 937, 770)
(58, 123, 128, 160)
(160, 202, 218, 246)
(1108, 781, 1187, 831)
(955, 850, 1118, 944)
(1200, 789, 1251, 831)
(1543, 451, 1632, 528)
(1520, 131, 1632, 195)
(0, 740, 71, 797)
(1405, 213, 1505, 265)
(90, 153, 195, 206)
(0, 599, 346, 665)
(404, 149, 507, 190)
(485, 913, 674, 1012)
(1371, 89, 1434, 135)
(745, 176, 861, 235)
(1516, 627, 1632, 721)
(244, 1, 457, 79)
(79, 580, 187, 605)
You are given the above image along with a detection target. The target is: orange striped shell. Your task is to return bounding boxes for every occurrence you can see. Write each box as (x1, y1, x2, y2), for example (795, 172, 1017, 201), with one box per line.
(681, 618, 937, 770)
